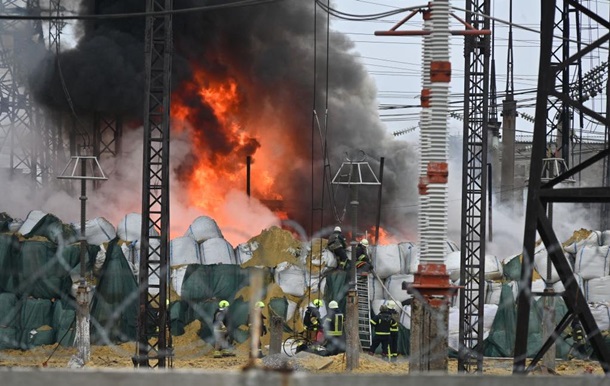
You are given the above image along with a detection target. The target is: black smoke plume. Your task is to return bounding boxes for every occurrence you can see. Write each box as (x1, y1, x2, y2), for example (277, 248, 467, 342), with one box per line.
(30, 0, 419, 239)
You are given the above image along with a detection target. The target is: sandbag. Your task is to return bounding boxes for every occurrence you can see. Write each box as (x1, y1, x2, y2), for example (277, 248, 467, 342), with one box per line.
(184, 216, 223, 242)
(585, 275, 610, 303)
(589, 302, 610, 331)
(72, 217, 116, 246)
(170, 236, 201, 267)
(384, 274, 414, 303)
(18, 210, 47, 235)
(200, 237, 236, 265)
(564, 230, 602, 254)
(574, 245, 610, 280)
(274, 262, 306, 297)
(372, 243, 414, 279)
(117, 213, 159, 242)
(171, 266, 188, 297)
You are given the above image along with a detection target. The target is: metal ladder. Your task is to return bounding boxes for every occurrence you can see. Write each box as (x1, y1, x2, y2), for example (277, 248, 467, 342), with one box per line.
(356, 274, 372, 350)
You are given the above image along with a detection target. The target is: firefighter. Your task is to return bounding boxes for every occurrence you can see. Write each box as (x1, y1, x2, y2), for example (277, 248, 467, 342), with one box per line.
(323, 300, 345, 355)
(213, 299, 235, 358)
(327, 226, 349, 270)
(249, 300, 267, 358)
(355, 238, 373, 274)
(303, 298, 324, 343)
(368, 304, 397, 360)
(386, 300, 400, 362)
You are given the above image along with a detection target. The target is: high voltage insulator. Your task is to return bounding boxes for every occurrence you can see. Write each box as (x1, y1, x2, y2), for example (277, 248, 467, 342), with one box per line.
(392, 125, 418, 136)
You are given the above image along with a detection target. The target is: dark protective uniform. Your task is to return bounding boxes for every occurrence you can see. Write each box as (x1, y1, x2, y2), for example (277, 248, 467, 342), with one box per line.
(328, 231, 349, 270)
(387, 307, 399, 361)
(323, 308, 345, 355)
(213, 307, 235, 357)
(355, 243, 372, 273)
(368, 307, 397, 359)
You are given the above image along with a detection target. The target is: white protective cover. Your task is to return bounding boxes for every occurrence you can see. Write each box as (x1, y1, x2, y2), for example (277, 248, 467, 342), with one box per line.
(573, 245, 610, 280)
(170, 236, 201, 267)
(585, 275, 610, 303)
(399, 305, 412, 328)
(184, 216, 223, 242)
(73, 217, 117, 246)
(384, 274, 414, 303)
(18, 210, 47, 235)
(200, 237, 236, 265)
(274, 262, 306, 297)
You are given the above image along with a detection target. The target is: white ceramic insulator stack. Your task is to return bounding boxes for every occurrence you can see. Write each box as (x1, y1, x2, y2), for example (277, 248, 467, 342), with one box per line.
(418, 14, 433, 262)
(421, 0, 450, 264)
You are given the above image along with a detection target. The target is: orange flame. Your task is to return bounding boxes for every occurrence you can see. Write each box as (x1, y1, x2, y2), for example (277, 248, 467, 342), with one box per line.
(170, 68, 285, 241)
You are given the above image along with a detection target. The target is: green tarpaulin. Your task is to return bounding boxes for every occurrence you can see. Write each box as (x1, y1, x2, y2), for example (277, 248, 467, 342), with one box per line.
(90, 238, 138, 344)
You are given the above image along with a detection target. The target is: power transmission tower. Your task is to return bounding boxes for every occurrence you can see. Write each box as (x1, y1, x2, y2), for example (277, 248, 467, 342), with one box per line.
(0, 0, 45, 182)
(457, 0, 490, 374)
(133, 0, 173, 369)
(513, 0, 610, 374)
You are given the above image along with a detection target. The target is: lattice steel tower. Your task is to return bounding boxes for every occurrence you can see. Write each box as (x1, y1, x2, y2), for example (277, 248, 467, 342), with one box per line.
(133, 0, 173, 369)
(457, 0, 490, 374)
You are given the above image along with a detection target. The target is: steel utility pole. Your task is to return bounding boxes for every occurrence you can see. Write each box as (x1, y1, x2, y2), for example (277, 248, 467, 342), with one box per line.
(134, 0, 173, 369)
(331, 152, 380, 370)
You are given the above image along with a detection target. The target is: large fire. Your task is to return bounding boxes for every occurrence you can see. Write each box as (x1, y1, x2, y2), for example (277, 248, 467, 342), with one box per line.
(170, 68, 286, 242)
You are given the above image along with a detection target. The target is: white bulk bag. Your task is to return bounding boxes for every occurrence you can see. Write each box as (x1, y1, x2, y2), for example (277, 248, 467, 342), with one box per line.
(117, 213, 159, 242)
(445, 250, 461, 281)
(585, 276, 610, 303)
(564, 231, 602, 254)
(589, 303, 610, 331)
(552, 273, 584, 295)
(384, 274, 414, 304)
(235, 242, 257, 265)
(184, 216, 223, 242)
(399, 305, 412, 328)
(72, 217, 116, 245)
(170, 236, 201, 267)
(602, 230, 610, 246)
(398, 242, 419, 273)
(485, 255, 504, 280)
(485, 281, 502, 305)
(368, 275, 385, 301)
(533, 247, 573, 284)
(274, 263, 306, 297)
(18, 210, 47, 235)
(200, 237, 236, 265)
(372, 244, 409, 279)
(574, 245, 610, 280)
(171, 266, 188, 297)
(286, 299, 298, 322)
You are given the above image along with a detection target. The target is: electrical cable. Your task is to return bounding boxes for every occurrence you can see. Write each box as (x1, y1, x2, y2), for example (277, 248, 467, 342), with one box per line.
(0, 0, 281, 20)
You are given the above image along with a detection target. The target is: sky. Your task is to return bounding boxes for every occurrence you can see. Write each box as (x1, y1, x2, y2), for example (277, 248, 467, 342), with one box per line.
(328, 0, 608, 143)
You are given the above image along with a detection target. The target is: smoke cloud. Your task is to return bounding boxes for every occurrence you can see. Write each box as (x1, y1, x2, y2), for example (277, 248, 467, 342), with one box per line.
(26, 0, 420, 241)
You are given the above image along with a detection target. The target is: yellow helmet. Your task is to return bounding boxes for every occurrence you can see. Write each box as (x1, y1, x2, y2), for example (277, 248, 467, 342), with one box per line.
(255, 301, 265, 309)
(218, 300, 230, 308)
(312, 299, 324, 307)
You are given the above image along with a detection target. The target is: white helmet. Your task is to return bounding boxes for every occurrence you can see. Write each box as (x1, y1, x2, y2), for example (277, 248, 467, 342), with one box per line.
(360, 239, 369, 246)
(334, 226, 341, 232)
(329, 300, 339, 309)
(386, 300, 396, 310)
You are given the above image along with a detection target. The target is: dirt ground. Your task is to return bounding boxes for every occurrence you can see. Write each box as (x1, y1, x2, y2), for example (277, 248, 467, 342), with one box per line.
(0, 340, 605, 376)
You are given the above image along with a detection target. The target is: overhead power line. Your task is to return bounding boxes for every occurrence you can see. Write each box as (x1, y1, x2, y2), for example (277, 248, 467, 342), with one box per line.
(0, 0, 281, 20)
